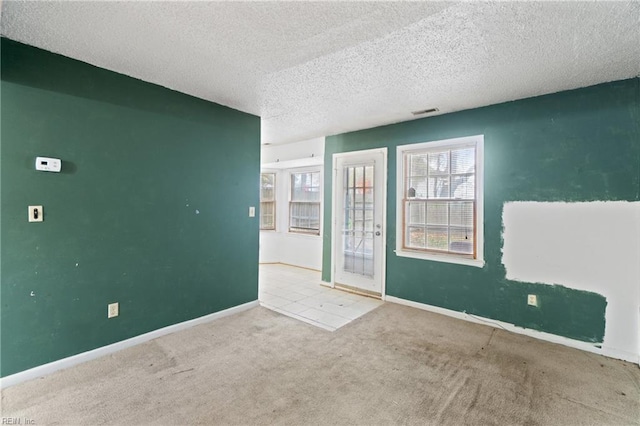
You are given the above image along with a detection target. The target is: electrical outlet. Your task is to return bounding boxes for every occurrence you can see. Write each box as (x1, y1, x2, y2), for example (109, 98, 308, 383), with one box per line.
(108, 302, 119, 318)
(527, 294, 538, 307)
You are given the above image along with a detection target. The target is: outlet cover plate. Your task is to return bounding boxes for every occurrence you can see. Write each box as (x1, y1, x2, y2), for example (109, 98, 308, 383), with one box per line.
(108, 302, 119, 318)
(527, 294, 538, 307)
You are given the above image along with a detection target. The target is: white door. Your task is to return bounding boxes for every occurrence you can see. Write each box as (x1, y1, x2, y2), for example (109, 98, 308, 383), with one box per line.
(333, 149, 386, 296)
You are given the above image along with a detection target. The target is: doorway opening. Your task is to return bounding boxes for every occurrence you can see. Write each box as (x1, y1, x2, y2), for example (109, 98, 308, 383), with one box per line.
(258, 141, 386, 330)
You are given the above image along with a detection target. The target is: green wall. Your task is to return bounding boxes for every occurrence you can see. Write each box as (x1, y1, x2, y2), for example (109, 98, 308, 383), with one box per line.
(323, 78, 640, 343)
(1, 39, 261, 377)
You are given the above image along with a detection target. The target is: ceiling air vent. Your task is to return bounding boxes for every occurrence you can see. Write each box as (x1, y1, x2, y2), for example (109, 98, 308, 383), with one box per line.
(411, 108, 439, 116)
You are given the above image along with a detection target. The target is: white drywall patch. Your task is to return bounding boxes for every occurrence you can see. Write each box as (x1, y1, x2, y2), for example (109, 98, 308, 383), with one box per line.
(502, 201, 640, 361)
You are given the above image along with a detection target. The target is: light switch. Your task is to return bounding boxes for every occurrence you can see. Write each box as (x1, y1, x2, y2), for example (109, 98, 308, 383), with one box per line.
(249, 206, 255, 217)
(28, 206, 43, 222)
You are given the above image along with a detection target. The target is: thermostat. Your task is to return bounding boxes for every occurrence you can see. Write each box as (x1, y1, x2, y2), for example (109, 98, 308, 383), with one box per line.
(35, 157, 61, 172)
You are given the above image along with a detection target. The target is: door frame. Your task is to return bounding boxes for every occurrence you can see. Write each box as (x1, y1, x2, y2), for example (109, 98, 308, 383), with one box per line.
(331, 148, 388, 299)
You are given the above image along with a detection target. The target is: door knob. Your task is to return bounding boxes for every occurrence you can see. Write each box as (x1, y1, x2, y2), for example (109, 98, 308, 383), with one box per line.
(375, 231, 381, 236)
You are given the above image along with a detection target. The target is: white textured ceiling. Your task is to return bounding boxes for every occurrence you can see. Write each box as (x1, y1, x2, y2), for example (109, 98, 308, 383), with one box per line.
(2, 1, 639, 144)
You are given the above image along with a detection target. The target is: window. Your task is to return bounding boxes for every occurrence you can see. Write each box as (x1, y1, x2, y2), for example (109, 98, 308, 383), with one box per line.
(260, 172, 276, 230)
(289, 170, 321, 235)
(396, 135, 484, 267)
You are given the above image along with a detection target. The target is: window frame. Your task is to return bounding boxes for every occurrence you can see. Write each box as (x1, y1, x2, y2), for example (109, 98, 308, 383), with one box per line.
(288, 168, 322, 236)
(259, 172, 277, 231)
(396, 135, 484, 268)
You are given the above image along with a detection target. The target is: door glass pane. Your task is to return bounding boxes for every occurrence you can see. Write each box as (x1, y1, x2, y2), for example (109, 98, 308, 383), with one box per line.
(364, 234, 374, 255)
(364, 166, 374, 187)
(342, 164, 375, 277)
(355, 167, 364, 188)
(365, 187, 374, 203)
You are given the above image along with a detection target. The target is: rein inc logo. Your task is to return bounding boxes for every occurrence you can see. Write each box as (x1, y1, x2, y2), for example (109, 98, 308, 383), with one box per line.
(1, 419, 35, 425)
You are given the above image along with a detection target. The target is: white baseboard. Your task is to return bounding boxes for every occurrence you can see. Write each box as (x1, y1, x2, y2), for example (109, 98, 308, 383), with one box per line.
(259, 261, 322, 273)
(0, 300, 260, 389)
(385, 296, 639, 365)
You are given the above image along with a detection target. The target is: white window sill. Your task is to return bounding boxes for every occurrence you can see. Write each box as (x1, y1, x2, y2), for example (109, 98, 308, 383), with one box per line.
(395, 249, 485, 268)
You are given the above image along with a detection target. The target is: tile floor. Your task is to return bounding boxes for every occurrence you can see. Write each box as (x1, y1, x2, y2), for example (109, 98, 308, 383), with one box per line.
(259, 263, 384, 331)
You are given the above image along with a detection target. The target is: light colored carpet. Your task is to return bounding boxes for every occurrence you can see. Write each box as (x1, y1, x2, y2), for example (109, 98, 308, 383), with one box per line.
(1, 303, 639, 425)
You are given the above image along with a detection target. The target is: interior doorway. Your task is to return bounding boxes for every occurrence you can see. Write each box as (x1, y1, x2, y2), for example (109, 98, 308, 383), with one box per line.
(258, 141, 386, 330)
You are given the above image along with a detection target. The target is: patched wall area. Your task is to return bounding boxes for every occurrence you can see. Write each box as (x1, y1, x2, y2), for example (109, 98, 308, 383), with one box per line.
(502, 201, 640, 361)
(322, 78, 639, 362)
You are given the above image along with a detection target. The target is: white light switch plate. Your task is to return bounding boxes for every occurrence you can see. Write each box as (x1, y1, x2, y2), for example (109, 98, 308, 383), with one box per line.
(249, 206, 255, 217)
(28, 205, 43, 222)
